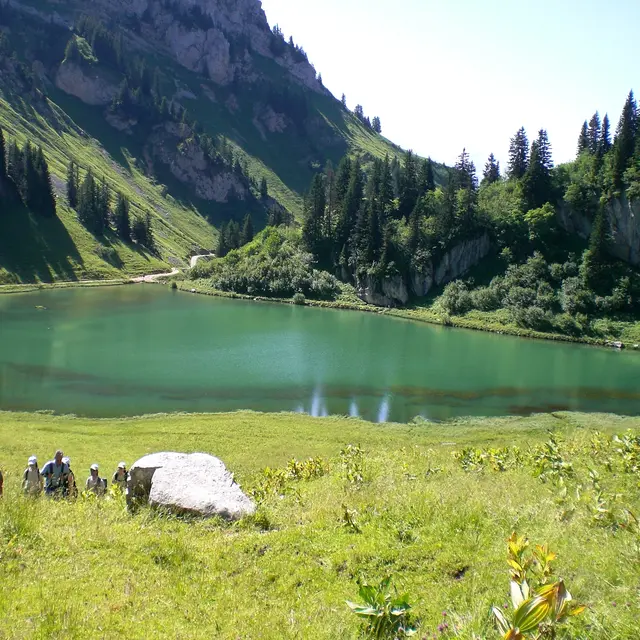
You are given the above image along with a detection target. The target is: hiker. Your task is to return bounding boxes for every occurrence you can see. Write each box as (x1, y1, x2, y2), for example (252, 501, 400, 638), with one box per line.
(63, 457, 78, 499)
(41, 450, 70, 497)
(85, 464, 107, 496)
(0, 467, 3, 498)
(112, 462, 128, 491)
(22, 456, 43, 496)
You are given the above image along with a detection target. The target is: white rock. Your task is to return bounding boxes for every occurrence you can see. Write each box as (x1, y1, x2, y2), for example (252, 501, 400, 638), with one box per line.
(55, 62, 118, 106)
(128, 452, 255, 520)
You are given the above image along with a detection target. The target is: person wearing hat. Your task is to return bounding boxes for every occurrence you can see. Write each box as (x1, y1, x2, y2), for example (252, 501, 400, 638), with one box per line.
(62, 456, 78, 499)
(86, 464, 106, 496)
(112, 462, 128, 491)
(22, 456, 43, 496)
(41, 450, 70, 497)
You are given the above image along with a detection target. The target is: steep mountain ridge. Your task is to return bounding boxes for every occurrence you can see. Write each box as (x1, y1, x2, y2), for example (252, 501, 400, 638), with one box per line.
(0, 0, 408, 282)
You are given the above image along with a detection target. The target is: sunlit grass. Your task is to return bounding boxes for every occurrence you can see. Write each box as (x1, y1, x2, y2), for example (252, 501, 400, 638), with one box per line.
(1, 410, 639, 638)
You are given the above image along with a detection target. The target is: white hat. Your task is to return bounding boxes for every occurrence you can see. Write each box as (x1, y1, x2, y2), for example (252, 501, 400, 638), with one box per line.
(90, 463, 99, 471)
(62, 457, 70, 465)
(28, 456, 37, 465)
(118, 461, 126, 469)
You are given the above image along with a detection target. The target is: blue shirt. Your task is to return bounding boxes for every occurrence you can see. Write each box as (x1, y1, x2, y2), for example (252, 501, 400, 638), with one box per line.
(41, 460, 68, 490)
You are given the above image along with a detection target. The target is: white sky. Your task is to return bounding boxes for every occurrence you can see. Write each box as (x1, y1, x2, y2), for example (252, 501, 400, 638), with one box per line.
(261, 0, 638, 171)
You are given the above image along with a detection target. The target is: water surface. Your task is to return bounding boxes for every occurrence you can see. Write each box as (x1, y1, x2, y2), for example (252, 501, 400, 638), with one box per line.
(0, 286, 638, 422)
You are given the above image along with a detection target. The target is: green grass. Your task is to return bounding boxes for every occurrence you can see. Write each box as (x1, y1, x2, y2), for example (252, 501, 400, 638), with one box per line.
(1, 410, 639, 638)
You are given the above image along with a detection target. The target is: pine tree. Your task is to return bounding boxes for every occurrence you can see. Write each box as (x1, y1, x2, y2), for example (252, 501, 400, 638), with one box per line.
(399, 150, 419, 219)
(582, 205, 609, 292)
(66, 160, 79, 208)
(33, 146, 56, 217)
(6, 140, 24, 195)
(522, 130, 553, 210)
(454, 148, 477, 191)
(97, 177, 111, 231)
(302, 173, 326, 261)
(259, 176, 268, 201)
(336, 158, 363, 254)
(216, 222, 229, 257)
(341, 93, 347, 108)
(114, 192, 131, 240)
(354, 105, 364, 121)
(22, 142, 39, 210)
(0, 126, 5, 182)
(587, 112, 601, 154)
(507, 127, 529, 179)
(418, 157, 436, 194)
(482, 153, 501, 185)
(77, 169, 101, 232)
(612, 90, 638, 188)
(372, 116, 382, 133)
(577, 121, 589, 155)
(599, 114, 612, 155)
(240, 213, 254, 246)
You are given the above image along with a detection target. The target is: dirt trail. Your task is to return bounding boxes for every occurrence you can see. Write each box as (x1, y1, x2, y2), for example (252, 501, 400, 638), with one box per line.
(131, 269, 180, 283)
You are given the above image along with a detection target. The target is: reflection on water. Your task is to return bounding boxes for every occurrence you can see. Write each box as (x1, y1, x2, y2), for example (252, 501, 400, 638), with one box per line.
(0, 285, 639, 422)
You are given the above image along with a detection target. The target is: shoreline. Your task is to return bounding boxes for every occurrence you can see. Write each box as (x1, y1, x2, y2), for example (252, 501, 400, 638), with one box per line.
(172, 279, 640, 351)
(2, 275, 638, 351)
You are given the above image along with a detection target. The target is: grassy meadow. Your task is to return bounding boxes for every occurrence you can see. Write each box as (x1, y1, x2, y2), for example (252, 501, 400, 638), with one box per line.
(1, 410, 640, 638)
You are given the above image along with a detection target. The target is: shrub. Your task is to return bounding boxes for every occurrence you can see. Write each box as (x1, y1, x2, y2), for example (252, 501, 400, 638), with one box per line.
(470, 285, 503, 311)
(511, 305, 551, 330)
(292, 292, 306, 305)
(560, 277, 593, 315)
(437, 280, 472, 316)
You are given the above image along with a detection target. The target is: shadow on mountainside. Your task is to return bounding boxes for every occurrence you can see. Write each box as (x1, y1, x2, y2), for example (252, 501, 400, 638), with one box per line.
(0, 200, 83, 282)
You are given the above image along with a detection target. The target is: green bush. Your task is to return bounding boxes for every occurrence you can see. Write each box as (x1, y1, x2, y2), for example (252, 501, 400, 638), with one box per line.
(437, 281, 472, 316)
(190, 227, 340, 300)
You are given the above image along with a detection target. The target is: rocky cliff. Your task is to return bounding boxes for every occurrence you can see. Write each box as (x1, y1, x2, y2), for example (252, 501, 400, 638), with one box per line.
(558, 195, 640, 266)
(357, 234, 492, 307)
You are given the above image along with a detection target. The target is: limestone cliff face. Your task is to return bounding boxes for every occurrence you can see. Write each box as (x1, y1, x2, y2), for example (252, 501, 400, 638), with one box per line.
(558, 196, 640, 266)
(356, 234, 492, 307)
(55, 62, 118, 106)
(111, 0, 324, 92)
(146, 122, 248, 202)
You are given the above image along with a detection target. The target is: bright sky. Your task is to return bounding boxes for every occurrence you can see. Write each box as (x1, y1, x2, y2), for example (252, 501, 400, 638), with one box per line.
(261, 0, 638, 172)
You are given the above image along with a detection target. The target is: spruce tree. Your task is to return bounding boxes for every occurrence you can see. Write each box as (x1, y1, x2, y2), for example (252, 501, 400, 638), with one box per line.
(454, 148, 477, 191)
(240, 213, 254, 246)
(33, 146, 56, 217)
(587, 112, 601, 154)
(418, 157, 436, 194)
(522, 130, 553, 210)
(482, 153, 501, 185)
(6, 140, 24, 195)
(611, 90, 638, 188)
(302, 173, 326, 261)
(66, 160, 79, 209)
(507, 127, 529, 179)
(577, 121, 589, 155)
(0, 126, 5, 182)
(216, 222, 229, 257)
(22, 142, 39, 210)
(380, 155, 395, 215)
(78, 169, 99, 231)
(336, 158, 363, 254)
(259, 176, 268, 201)
(114, 192, 131, 240)
(599, 114, 612, 155)
(341, 93, 347, 108)
(399, 150, 419, 219)
(372, 116, 382, 133)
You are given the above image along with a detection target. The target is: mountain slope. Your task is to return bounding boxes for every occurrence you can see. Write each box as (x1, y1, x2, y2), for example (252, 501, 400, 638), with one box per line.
(0, 0, 415, 283)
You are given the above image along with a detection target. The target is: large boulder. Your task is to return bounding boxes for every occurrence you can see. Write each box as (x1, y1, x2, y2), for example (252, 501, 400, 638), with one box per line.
(127, 452, 255, 520)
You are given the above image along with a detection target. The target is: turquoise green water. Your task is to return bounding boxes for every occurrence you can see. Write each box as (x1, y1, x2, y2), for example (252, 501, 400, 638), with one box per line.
(0, 286, 639, 422)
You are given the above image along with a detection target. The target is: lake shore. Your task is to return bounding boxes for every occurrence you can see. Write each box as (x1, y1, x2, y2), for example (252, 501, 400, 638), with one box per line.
(172, 278, 640, 351)
(2, 274, 639, 350)
(1, 408, 638, 638)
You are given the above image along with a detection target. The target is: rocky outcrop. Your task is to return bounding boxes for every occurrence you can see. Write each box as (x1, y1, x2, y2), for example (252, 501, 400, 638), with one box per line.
(55, 62, 118, 106)
(356, 234, 492, 307)
(357, 273, 409, 307)
(127, 451, 255, 520)
(558, 196, 640, 266)
(146, 122, 248, 202)
(434, 234, 492, 286)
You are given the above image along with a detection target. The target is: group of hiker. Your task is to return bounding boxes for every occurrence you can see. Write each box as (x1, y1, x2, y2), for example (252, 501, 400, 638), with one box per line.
(0, 450, 129, 499)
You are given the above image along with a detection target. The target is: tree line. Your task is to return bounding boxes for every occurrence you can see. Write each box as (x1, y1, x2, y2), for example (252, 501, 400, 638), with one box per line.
(0, 126, 56, 217)
(66, 161, 154, 248)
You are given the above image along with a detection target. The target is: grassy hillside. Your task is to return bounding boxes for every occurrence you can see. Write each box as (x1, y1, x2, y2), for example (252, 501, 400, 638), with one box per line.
(1, 410, 639, 638)
(0, 90, 216, 283)
(0, 0, 422, 284)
